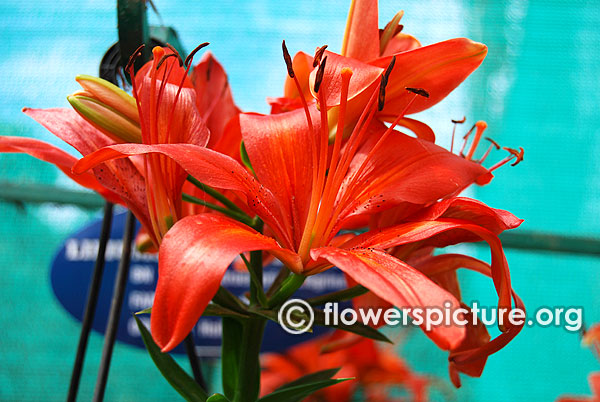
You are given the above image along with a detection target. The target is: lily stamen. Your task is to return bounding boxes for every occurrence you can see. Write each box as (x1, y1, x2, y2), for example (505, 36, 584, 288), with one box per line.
(465, 121, 488, 160)
(458, 124, 476, 157)
(450, 116, 466, 153)
(478, 137, 500, 164)
(489, 147, 525, 172)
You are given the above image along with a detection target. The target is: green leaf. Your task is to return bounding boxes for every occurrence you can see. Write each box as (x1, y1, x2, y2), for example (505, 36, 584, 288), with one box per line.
(206, 394, 231, 402)
(221, 317, 243, 400)
(312, 309, 392, 343)
(275, 368, 341, 390)
(136, 307, 152, 315)
(306, 285, 369, 306)
(203, 303, 248, 319)
(257, 378, 353, 402)
(134, 316, 208, 402)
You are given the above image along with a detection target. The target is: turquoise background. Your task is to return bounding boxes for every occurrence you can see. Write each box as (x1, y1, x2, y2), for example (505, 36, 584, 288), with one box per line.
(1, 0, 599, 400)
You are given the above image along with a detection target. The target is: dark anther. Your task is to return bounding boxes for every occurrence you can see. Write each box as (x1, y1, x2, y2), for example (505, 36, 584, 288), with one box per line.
(166, 43, 183, 66)
(504, 147, 525, 166)
(313, 45, 328, 67)
(395, 24, 404, 35)
(184, 42, 210, 68)
(125, 44, 145, 72)
(378, 84, 386, 111)
(282, 40, 295, 78)
(382, 55, 396, 86)
(452, 116, 467, 124)
(378, 56, 396, 110)
(156, 53, 178, 70)
(485, 137, 501, 149)
(314, 55, 327, 93)
(405, 87, 430, 98)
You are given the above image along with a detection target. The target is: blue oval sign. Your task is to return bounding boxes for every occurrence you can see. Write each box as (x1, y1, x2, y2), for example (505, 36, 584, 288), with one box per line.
(50, 210, 347, 356)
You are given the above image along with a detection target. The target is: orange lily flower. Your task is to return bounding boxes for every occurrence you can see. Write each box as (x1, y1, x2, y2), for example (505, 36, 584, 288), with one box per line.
(269, 0, 487, 141)
(0, 45, 240, 248)
(73, 56, 511, 353)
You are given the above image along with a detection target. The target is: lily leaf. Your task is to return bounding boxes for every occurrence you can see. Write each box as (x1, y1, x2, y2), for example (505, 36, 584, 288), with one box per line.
(136, 307, 152, 315)
(134, 316, 208, 402)
(275, 368, 341, 390)
(312, 309, 392, 343)
(206, 394, 231, 402)
(257, 378, 353, 402)
(203, 303, 248, 319)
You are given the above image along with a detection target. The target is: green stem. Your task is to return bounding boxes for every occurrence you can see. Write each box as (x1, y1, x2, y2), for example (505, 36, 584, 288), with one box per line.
(213, 286, 247, 314)
(306, 285, 369, 306)
(265, 266, 291, 298)
(187, 175, 248, 216)
(241, 254, 267, 308)
(233, 317, 266, 402)
(182, 193, 254, 226)
(267, 273, 306, 308)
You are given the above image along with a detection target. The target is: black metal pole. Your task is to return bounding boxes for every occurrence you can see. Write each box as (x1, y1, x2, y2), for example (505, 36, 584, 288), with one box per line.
(67, 202, 114, 402)
(184, 333, 207, 391)
(92, 211, 135, 402)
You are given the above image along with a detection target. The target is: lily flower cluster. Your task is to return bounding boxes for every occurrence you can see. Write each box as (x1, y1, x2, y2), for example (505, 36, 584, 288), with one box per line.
(0, 0, 526, 398)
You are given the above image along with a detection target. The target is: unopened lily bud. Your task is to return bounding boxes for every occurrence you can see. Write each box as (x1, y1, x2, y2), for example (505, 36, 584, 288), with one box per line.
(75, 75, 139, 123)
(67, 94, 142, 143)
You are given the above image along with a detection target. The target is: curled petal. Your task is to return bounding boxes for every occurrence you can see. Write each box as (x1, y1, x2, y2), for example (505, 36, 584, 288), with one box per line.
(412, 253, 524, 387)
(349, 219, 512, 321)
(311, 246, 465, 350)
(152, 214, 301, 351)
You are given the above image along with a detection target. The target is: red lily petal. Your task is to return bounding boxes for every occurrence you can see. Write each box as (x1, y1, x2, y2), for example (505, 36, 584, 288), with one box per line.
(310, 246, 465, 350)
(0, 136, 122, 204)
(309, 51, 383, 107)
(240, 107, 320, 246)
(336, 123, 489, 225)
(152, 213, 300, 351)
(342, 0, 380, 61)
(381, 32, 421, 56)
(23, 107, 114, 154)
(192, 52, 241, 147)
(409, 197, 523, 235)
(73, 143, 294, 250)
(421, 255, 524, 386)
(138, 75, 209, 146)
(348, 219, 512, 319)
(284, 51, 314, 100)
(22, 108, 150, 231)
(395, 117, 435, 142)
(372, 38, 487, 116)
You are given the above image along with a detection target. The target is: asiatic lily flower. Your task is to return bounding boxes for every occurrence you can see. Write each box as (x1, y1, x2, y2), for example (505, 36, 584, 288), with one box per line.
(269, 0, 487, 141)
(260, 333, 429, 402)
(0, 45, 240, 248)
(73, 55, 515, 354)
